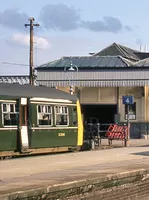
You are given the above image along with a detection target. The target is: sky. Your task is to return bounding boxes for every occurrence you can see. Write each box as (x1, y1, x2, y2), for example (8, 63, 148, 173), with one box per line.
(0, 0, 149, 75)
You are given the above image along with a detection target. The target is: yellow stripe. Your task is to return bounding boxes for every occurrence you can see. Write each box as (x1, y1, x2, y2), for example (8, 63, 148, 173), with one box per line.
(77, 100, 83, 145)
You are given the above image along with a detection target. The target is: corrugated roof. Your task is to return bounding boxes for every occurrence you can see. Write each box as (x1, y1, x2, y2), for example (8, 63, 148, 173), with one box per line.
(134, 57, 149, 67)
(0, 83, 77, 101)
(135, 52, 149, 60)
(92, 43, 149, 61)
(36, 55, 132, 69)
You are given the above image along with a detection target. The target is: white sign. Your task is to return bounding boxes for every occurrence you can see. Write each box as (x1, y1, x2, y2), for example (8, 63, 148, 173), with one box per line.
(125, 114, 136, 120)
(21, 98, 27, 105)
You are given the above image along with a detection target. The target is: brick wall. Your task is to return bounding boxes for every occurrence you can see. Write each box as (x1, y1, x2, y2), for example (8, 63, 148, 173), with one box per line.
(68, 180, 149, 200)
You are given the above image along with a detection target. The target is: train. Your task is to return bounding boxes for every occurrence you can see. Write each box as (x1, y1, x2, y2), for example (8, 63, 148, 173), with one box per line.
(0, 83, 83, 158)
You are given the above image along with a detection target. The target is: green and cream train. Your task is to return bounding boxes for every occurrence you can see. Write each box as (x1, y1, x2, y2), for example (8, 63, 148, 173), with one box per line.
(0, 83, 83, 157)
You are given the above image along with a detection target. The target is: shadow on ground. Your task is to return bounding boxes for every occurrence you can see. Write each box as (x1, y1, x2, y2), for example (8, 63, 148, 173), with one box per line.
(131, 151, 149, 156)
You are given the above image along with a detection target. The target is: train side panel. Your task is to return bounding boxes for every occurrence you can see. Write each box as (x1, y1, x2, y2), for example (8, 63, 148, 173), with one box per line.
(0, 130, 17, 151)
(30, 129, 77, 148)
(29, 102, 78, 149)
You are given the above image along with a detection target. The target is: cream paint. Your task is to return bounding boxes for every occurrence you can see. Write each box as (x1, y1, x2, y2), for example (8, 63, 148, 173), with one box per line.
(30, 97, 72, 103)
(20, 126, 29, 149)
(0, 100, 16, 103)
(31, 101, 76, 106)
(32, 127, 77, 130)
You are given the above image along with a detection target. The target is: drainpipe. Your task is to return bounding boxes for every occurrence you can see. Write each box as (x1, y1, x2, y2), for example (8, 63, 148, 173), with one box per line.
(117, 87, 119, 114)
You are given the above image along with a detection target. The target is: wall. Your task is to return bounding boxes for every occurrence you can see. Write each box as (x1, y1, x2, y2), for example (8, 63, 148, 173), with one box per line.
(80, 86, 144, 122)
(118, 87, 144, 122)
(80, 87, 117, 104)
(57, 86, 144, 122)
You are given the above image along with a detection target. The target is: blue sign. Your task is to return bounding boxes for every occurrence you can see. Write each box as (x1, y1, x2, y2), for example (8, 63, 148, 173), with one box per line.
(122, 96, 134, 105)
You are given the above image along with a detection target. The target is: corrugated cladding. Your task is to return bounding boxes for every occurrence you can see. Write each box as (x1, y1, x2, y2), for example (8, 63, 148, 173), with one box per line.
(36, 69, 149, 87)
(37, 69, 149, 80)
(37, 80, 149, 87)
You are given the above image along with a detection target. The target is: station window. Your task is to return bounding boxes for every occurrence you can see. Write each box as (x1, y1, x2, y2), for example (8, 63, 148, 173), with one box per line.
(2, 103, 18, 126)
(125, 102, 136, 120)
(37, 105, 52, 126)
(55, 106, 69, 126)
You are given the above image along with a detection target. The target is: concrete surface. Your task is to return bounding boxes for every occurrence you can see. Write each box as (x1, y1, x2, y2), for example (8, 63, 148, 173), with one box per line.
(0, 139, 149, 199)
(100, 138, 149, 147)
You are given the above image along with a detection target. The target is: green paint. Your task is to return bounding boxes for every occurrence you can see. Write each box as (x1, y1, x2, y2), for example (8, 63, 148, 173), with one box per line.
(0, 103, 2, 127)
(31, 129, 78, 148)
(0, 100, 79, 152)
(0, 130, 17, 151)
(30, 103, 78, 148)
(0, 100, 19, 151)
(30, 104, 37, 126)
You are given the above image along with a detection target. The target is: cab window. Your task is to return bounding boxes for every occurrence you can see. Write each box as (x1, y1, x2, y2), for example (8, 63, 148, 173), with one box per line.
(72, 107, 77, 125)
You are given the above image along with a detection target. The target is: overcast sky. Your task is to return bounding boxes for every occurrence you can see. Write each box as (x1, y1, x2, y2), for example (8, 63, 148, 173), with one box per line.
(0, 0, 148, 75)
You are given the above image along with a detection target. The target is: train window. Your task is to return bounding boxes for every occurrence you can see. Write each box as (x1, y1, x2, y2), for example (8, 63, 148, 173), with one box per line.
(37, 105, 52, 126)
(2, 103, 18, 126)
(21, 105, 27, 126)
(72, 107, 77, 125)
(55, 106, 69, 126)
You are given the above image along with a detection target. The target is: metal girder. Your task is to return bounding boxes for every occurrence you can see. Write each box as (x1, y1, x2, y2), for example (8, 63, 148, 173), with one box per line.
(0, 76, 30, 85)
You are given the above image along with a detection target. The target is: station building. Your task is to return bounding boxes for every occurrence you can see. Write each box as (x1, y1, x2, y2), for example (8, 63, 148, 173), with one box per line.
(36, 43, 149, 138)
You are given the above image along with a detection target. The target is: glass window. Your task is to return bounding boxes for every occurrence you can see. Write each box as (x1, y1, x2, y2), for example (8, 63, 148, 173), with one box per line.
(125, 102, 136, 120)
(2, 103, 18, 126)
(72, 107, 77, 125)
(55, 105, 69, 126)
(37, 105, 52, 126)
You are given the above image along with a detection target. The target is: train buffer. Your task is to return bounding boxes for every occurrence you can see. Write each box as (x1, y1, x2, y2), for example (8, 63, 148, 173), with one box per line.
(106, 124, 128, 146)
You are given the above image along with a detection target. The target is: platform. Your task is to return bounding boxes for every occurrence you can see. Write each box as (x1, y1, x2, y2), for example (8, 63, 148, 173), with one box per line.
(0, 140, 149, 199)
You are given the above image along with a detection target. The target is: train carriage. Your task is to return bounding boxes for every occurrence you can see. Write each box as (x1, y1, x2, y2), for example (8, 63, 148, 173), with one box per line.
(0, 83, 83, 157)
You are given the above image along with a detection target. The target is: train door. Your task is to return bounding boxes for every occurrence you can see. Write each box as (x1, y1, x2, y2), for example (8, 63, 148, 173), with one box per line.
(19, 98, 29, 151)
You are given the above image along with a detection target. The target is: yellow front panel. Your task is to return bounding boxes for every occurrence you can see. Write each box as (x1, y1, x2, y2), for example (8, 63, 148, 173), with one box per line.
(77, 100, 83, 145)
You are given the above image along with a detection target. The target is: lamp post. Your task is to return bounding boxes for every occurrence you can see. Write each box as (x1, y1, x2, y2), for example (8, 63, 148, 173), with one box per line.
(64, 61, 78, 95)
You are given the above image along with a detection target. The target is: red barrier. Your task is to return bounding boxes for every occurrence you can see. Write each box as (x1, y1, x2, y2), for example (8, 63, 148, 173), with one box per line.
(106, 124, 128, 140)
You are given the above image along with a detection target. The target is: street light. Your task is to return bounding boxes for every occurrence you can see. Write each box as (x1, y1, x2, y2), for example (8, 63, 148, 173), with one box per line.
(64, 61, 78, 95)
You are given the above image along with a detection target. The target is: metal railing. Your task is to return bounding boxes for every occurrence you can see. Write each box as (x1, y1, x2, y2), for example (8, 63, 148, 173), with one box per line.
(83, 122, 149, 150)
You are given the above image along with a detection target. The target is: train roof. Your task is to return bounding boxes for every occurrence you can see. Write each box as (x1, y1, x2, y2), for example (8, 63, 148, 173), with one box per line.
(0, 83, 78, 101)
